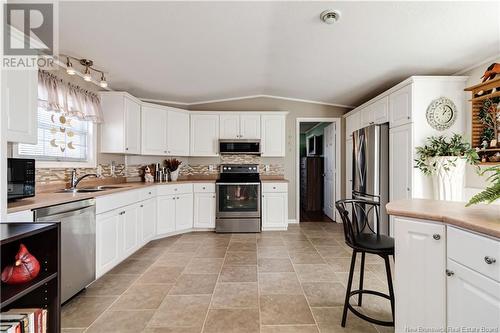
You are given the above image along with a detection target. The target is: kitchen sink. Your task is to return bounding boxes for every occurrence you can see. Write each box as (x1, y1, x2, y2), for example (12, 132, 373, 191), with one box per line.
(57, 185, 130, 193)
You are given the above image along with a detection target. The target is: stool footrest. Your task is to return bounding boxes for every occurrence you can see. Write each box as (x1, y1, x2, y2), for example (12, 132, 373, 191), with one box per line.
(347, 289, 394, 327)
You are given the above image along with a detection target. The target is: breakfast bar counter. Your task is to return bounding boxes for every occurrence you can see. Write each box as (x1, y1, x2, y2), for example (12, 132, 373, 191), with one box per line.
(387, 199, 500, 239)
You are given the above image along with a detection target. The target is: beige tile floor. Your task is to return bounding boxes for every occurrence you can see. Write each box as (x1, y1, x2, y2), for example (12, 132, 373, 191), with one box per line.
(62, 222, 394, 333)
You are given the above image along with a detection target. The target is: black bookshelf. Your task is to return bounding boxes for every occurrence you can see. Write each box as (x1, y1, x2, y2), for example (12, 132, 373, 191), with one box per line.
(0, 222, 61, 333)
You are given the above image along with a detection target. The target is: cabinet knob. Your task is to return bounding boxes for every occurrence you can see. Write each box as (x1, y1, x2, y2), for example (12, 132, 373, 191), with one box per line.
(484, 256, 496, 265)
(140, 204, 144, 208)
(273, 187, 276, 189)
(148, 192, 152, 195)
(446, 269, 454, 277)
(433, 234, 441, 240)
(119, 211, 125, 215)
(177, 197, 180, 199)
(212, 195, 215, 198)
(125, 147, 129, 151)
(202, 187, 206, 190)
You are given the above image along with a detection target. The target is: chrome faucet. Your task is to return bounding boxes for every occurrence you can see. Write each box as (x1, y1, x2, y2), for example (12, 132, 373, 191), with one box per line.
(70, 169, 101, 189)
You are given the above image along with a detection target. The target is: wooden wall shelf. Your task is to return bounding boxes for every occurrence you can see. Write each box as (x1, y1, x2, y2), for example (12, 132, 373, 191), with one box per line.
(464, 77, 500, 165)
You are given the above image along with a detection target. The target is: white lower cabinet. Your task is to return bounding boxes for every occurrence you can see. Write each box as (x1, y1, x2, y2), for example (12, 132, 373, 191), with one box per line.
(157, 191, 194, 234)
(121, 204, 140, 258)
(447, 259, 500, 330)
(96, 210, 121, 277)
(157, 195, 176, 234)
(175, 193, 194, 231)
(140, 198, 157, 243)
(194, 192, 216, 228)
(261, 183, 288, 231)
(394, 217, 446, 332)
(394, 216, 500, 331)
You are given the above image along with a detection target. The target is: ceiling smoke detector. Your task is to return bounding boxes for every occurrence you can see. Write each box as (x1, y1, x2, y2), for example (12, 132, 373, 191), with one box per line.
(320, 10, 341, 24)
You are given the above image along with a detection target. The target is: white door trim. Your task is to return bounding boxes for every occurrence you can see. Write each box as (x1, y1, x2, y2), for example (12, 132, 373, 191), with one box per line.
(296, 117, 342, 223)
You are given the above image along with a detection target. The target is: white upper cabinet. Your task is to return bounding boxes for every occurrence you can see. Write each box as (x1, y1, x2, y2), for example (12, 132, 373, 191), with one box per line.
(389, 84, 412, 128)
(166, 108, 190, 156)
(100, 92, 142, 154)
(141, 104, 168, 155)
(360, 105, 374, 127)
(372, 96, 389, 124)
(220, 113, 261, 139)
(261, 114, 286, 157)
(240, 114, 261, 139)
(219, 113, 240, 139)
(3, 69, 38, 144)
(345, 112, 361, 139)
(190, 114, 219, 156)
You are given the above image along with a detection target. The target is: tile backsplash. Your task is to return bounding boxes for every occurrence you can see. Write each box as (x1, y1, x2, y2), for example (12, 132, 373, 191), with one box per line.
(36, 154, 284, 184)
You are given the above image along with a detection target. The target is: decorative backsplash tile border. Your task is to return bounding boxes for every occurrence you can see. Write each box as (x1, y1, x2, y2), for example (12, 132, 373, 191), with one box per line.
(35, 155, 284, 185)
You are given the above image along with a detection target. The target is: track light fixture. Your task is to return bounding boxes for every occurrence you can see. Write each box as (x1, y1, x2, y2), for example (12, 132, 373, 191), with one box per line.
(62, 55, 108, 88)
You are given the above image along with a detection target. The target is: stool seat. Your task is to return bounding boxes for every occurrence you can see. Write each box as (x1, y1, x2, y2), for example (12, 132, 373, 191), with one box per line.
(354, 234, 394, 252)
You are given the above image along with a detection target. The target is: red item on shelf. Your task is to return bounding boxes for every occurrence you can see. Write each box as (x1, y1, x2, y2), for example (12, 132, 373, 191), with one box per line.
(1, 244, 41, 284)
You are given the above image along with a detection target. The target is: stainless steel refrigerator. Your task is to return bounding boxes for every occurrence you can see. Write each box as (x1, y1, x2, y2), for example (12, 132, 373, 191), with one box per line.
(352, 123, 389, 235)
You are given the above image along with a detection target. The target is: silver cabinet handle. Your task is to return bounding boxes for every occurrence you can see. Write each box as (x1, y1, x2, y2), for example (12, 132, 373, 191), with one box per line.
(446, 269, 454, 277)
(433, 234, 441, 240)
(484, 256, 496, 265)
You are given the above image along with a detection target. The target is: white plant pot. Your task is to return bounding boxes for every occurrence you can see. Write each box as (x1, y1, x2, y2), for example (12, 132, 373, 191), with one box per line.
(429, 156, 466, 201)
(170, 169, 179, 182)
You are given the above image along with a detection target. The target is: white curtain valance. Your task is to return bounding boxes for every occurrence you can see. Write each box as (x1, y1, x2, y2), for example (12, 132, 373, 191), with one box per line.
(38, 70, 103, 123)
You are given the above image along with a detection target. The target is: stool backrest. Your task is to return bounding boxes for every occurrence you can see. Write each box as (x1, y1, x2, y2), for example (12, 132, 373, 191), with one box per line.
(335, 199, 380, 247)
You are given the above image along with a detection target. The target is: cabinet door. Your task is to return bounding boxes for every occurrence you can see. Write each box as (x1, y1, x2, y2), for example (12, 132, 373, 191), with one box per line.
(122, 204, 139, 257)
(360, 106, 374, 127)
(261, 115, 286, 157)
(394, 217, 446, 332)
(3, 69, 38, 144)
(389, 124, 412, 201)
(389, 84, 412, 128)
(175, 193, 194, 231)
(141, 105, 168, 155)
(194, 193, 216, 228)
(140, 198, 157, 244)
(96, 210, 120, 277)
(373, 96, 389, 124)
(262, 192, 288, 229)
(240, 114, 261, 139)
(157, 195, 176, 234)
(219, 113, 240, 139)
(345, 112, 361, 139)
(447, 259, 500, 330)
(345, 139, 353, 199)
(167, 110, 190, 156)
(190, 114, 219, 156)
(124, 97, 141, 154)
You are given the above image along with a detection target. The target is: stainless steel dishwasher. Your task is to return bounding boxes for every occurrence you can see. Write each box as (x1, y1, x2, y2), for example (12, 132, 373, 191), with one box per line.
(34, 199, 96, 303)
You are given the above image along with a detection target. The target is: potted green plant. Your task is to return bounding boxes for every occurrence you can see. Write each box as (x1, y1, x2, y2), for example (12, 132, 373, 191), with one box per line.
(466, 165, 500, 206)
(415, 134, 479, 201)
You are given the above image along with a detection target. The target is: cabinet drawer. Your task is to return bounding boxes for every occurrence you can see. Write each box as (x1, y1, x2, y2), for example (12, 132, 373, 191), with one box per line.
(194, 183, 215, 193)
(156, 183, 193, 196)
(262, 182, 288, 193)
(448, 227, 500, 282)
(136, 186, 156, 199)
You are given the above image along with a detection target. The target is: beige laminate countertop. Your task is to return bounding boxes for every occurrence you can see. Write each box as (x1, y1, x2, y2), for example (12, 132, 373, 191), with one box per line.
(386, 199, 500, 239)
(7, 177, 289, 214)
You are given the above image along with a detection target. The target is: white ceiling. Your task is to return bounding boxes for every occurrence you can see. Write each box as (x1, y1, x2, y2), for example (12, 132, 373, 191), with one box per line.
(59, 1, 500, 107)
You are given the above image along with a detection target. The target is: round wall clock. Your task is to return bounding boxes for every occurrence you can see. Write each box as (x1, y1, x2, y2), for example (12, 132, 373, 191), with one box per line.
(426, 97, 457, 131)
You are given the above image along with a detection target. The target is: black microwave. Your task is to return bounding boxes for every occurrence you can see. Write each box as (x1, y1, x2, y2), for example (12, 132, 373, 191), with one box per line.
(7, 158, 35, 201)
(219, 140, 261, 155)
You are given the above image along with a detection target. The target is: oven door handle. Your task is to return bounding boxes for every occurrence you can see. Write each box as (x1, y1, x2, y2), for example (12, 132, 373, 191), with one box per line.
(216, 182, 261, 186)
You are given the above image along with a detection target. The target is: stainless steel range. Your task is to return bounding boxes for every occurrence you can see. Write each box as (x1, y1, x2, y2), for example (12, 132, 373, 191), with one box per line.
(216, 164, 261, 233)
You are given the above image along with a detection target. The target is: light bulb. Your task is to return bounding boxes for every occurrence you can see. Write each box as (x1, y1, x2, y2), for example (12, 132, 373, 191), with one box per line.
(99, 73, 107, 87)
(83, 67, 92, 81)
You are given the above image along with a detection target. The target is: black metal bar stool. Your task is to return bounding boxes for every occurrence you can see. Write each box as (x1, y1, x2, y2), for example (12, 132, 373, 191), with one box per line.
(335, 199, 395, 327)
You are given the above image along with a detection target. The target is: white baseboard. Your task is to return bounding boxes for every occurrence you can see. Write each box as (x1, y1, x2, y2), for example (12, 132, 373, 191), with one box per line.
(288, 219, 298, 224)
(262, 226, 288, 231)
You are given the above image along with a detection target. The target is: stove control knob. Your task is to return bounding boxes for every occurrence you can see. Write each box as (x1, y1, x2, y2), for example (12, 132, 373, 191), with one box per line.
(248, 167, 252, 170)
(228, 167, 232, 170)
